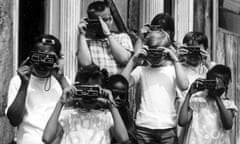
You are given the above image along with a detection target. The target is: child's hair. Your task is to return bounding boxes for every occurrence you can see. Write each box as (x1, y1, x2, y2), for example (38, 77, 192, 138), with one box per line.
(75, 64, 108, 87)
(150, 13, 175, 42)
(33, 34, 62, 58)
(87, 1, 109, 19)
(183, 32, 208, 50)
(107, 74, 129, 94)
(144, 30, 171, 48)
(206, 64, 232, 87)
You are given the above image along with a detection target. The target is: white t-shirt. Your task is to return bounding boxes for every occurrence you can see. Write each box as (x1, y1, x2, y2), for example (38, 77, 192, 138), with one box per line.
(59, 107, 114, 144)
(6, 75, 64, 144)
(131, 65, 178, 129)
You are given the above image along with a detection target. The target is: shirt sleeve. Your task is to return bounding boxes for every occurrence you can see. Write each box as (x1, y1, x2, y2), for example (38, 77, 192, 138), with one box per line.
(222, 99, 238, 117)
(130, 66, 142, 85)
(114, 33, 133, 52)
(5, 75, 21, 114)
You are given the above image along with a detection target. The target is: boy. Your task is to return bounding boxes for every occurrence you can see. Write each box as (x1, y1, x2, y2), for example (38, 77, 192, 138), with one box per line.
(122, 31, 189, 144)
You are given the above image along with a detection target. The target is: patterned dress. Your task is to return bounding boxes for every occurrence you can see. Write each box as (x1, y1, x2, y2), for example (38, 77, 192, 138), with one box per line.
(184, 91, 237, 144)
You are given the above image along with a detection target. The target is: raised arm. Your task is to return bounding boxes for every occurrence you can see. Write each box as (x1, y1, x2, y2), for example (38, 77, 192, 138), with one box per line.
(42, 86, 74, 143)
(102, 89, 129, 143)
(99, 17, 132, 65)
(166, 49, 189, 90)
(178, 82, 199, 126)
(215, 97, 234, 130)
(7, 59, 31, 126)
(77, 21, 92, 66)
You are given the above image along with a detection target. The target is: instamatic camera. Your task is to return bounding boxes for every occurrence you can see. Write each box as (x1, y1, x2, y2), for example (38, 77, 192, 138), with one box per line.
(146, 48, 168, 59)
(30, 52, 57, 67)
(85, 18, 106, 39)
(196, 79, 217, 90)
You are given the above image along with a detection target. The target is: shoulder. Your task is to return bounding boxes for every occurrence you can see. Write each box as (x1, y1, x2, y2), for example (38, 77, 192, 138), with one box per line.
(9, 75, 21, 88)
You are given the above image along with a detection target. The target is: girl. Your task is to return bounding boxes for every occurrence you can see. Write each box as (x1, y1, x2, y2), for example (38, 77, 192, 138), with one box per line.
(178, 65, 237, 144)
(42, 64, 129, 144)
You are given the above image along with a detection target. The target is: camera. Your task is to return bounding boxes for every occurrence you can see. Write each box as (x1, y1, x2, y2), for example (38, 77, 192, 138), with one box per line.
(85, 18, 106, 39)
(30, 52, 57, 67)
(74, 84, 101, 99)
(180, 46, 201, 56)
(196, 79, 217, 90)
(146, 49, 168, 59)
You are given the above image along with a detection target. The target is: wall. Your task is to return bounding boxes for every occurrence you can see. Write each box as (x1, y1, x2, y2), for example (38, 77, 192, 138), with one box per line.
(0, 0, 15, 143)
(214, 28, 240, 144)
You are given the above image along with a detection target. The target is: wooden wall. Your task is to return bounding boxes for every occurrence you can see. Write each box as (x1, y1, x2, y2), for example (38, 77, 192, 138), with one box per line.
(214, 28, 240, 144)
(190, 1, 239, 143)
(0, 0, 15, 143)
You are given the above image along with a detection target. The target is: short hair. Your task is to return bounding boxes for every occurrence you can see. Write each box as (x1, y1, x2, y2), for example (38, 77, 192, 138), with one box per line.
(33, 34, 62, 58)
(87, 1, 109, 19)
(75, 64, 108, 86)
(206, 64, 232, 86)
(150, 13, 175, 41)
(144, 30, 171, 48)
(183, 32, 208, 50)
(107, 74, 129, 93)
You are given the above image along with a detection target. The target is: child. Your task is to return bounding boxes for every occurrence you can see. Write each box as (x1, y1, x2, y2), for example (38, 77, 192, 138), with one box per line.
(108, 74, 138, 144)
(178, 64, 238, 144)
(122, 30, 189, 144)
(42, 64, 129, 144)
(178, 32, 216, 83)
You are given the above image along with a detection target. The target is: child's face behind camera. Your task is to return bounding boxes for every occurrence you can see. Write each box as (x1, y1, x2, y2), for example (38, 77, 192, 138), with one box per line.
(144, 31, 171, 67)
(207, 74, 227, 98)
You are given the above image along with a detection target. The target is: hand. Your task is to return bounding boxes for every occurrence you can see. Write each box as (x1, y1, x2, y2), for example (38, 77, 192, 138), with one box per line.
(139, 25, 151, 39)
(52, 63, 64, 82)
(163, 48, 179, 62)
(200, 49, 215, 69)
(78, 20, 87, 35)
(132, 46, 148, 66)
(17, 57, 32, 85)
(60, 86, 77, 104)
(177, 47, 189, 56)
(98, 16, 111, 36)
(97, 89, 116, 108)
(188, 79, 204, 95)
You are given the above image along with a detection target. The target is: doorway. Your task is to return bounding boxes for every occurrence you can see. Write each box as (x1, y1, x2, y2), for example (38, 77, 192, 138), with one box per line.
(18, 0, 45, 64)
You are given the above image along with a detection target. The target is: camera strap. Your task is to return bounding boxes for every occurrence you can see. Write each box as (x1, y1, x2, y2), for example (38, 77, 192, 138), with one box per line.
(44, 77, 51, 91)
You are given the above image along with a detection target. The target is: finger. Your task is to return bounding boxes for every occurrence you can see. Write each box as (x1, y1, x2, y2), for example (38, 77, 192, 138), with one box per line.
(20, 57, 30, 67)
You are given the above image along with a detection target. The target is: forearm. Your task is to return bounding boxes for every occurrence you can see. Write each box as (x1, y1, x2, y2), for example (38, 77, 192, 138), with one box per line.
(174, 62, 189, 90)
(42, 101, 64, 143)
(110, 106, 129, 142)
(215, 97, 234, 130)
(178, 93, 192, 126)
(121, 58, 136, 83)
(7, 83, 28, 126)
(108, 35, 132, 65)
(77, 34, 92, 66)
(57, 76, 70, 90)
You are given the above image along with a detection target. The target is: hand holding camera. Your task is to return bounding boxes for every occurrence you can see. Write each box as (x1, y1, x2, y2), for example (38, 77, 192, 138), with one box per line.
(60, 86, 77, 105)
(78, 20, 88, 35)
(17, 57, 32, 84)
(163, 48, 179, 62)
(132, 46, 148, 66)
(188, 78, 217, 95)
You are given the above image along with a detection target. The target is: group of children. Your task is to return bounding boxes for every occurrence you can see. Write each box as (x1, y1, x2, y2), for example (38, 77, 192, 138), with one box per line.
(41, 30, 237, 144)
(5, 1, 237, 143)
